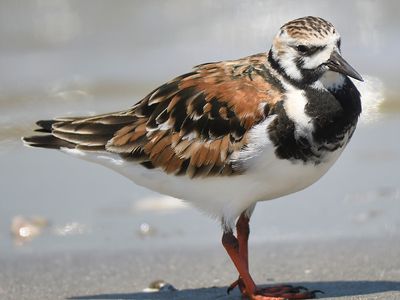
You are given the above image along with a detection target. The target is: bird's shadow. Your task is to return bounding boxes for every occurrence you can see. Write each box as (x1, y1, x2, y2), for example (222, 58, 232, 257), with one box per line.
(68, 280, 400, 299)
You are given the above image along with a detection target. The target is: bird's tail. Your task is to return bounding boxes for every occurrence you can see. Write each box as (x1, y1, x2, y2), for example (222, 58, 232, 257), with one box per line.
(22, 112, 137, 151)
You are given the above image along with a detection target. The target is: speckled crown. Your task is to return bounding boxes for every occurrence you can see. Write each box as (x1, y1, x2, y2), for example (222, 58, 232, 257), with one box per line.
(281, 16, 335, 38)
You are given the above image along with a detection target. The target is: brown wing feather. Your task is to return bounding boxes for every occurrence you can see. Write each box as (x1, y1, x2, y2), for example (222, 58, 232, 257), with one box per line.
(25, 53, 283, 178)
(107, 53, 283, 177)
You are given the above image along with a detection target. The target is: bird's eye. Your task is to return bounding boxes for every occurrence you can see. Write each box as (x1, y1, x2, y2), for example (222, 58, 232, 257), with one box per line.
(297, 45, 309, 53)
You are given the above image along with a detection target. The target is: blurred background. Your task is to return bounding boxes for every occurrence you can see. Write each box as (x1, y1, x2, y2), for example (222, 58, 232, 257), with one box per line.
(0, 0, 399, 257)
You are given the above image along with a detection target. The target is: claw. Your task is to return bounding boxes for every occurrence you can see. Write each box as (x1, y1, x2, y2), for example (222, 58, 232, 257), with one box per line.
(227, 277, 247, 295)
(226, 280, 238, 294)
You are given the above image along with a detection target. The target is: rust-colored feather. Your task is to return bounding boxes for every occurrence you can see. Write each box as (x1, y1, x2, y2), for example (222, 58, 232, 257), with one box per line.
(29, 53, 283, 177)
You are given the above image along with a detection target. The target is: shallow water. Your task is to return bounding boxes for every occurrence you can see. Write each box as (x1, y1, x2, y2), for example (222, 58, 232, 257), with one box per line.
(0, 1, 399, 257)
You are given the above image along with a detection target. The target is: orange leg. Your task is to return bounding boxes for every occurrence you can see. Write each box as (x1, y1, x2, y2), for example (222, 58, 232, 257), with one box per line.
(222, 231, 257, 296)
(227, 213, 250, 295)
(222, 214, 323, 300)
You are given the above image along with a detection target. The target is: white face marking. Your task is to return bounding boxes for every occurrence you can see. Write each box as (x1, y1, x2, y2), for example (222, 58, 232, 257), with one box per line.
(272, 31, 303, 80)
(301, 45, 334, 70)
(301, 31, 340, 70)
(271, 27, 341, 82)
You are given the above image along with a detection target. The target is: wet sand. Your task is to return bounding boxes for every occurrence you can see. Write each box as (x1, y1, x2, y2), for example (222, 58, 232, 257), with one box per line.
(1, 237, 399, 300)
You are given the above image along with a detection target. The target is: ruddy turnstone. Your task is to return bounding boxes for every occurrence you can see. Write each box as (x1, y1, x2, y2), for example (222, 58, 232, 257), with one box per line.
(23, 16, 363, 300)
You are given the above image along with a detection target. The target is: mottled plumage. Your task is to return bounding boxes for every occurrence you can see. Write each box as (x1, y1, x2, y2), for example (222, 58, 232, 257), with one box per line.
(283, 16, 336, 39)
(26, 53, 284, 178)
(23, 16, 364, 300)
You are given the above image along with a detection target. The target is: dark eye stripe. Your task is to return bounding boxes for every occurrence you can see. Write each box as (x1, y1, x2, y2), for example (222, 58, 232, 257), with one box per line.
(297, 45, 309, 52)
(308, 46, 325, 55)
(294, 45, 326, 56)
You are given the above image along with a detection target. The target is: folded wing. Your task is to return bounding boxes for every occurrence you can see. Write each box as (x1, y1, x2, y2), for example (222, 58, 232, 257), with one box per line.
(23, 53, 283, 177)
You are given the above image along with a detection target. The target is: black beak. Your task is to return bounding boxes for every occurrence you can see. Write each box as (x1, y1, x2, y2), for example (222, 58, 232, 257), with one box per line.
(326, 51, 363, 81)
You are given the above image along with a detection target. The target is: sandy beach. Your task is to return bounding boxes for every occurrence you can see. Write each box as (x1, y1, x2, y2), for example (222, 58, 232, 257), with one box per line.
(1, 237, 400, 300)
(1, 1, 400, 300)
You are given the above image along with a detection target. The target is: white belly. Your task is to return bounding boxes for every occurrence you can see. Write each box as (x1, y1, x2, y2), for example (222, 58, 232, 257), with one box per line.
(61, 138, 345, 230)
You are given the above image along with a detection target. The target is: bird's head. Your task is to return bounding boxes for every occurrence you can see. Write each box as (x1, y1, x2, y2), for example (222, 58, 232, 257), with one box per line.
(270, 16, 363, 87)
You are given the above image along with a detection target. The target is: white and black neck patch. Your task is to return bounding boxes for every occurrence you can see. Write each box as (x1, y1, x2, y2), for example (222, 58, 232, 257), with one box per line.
(266, 75, 361, 164)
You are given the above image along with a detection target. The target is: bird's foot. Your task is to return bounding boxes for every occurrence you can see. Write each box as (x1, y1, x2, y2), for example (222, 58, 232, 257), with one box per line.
(250, 285, 323, 299)
(227, 276, 246, 294)
(228, 280, 322, 300)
